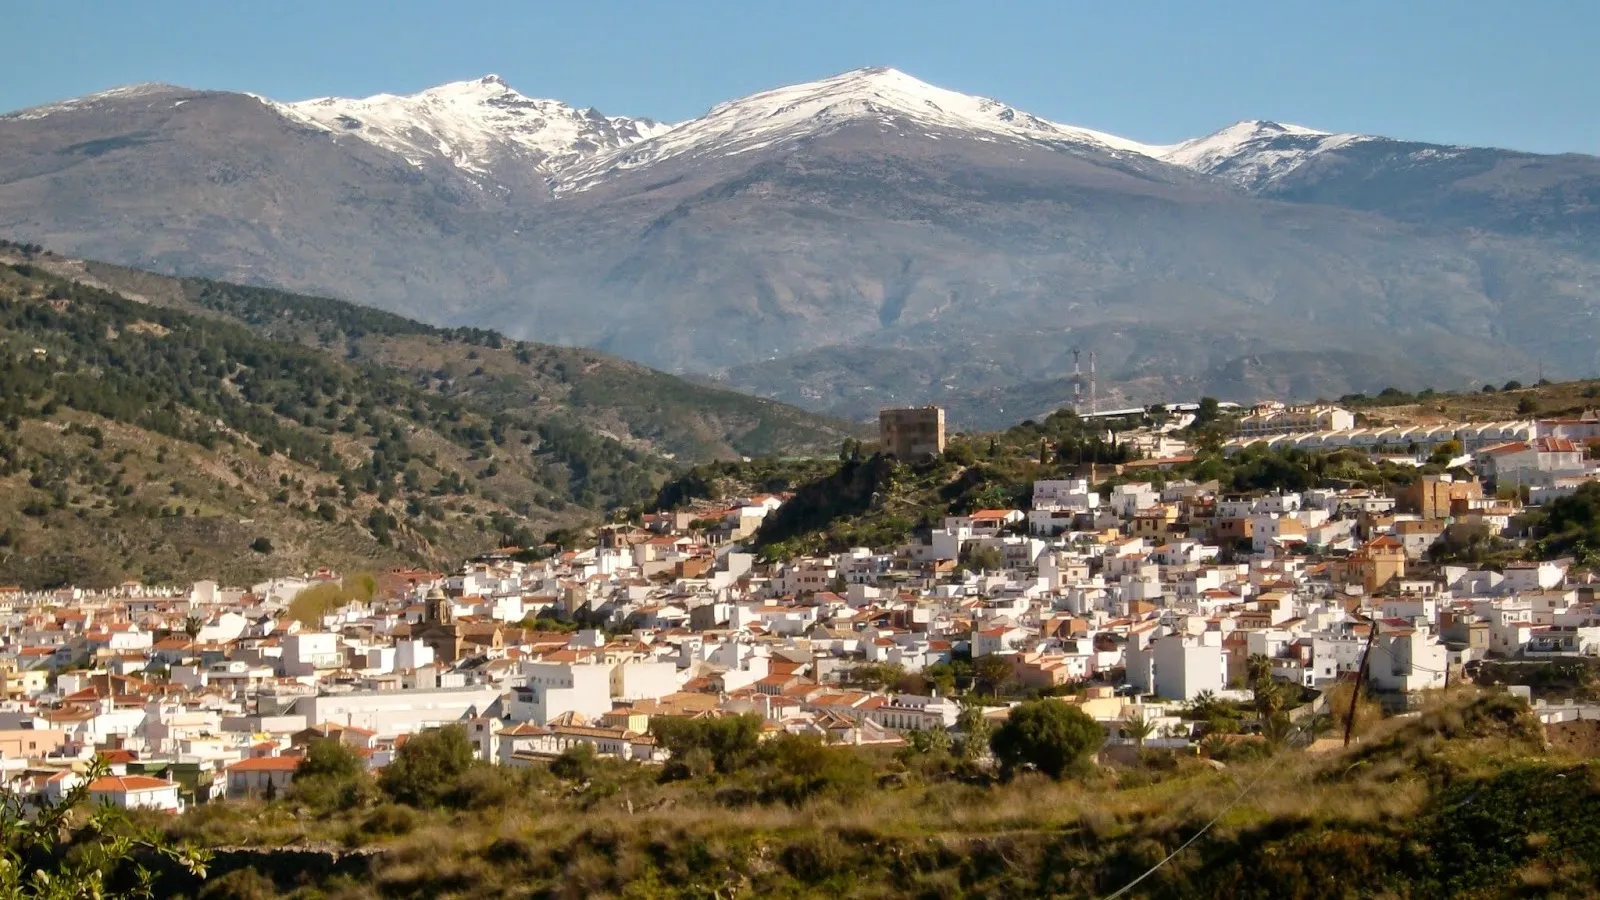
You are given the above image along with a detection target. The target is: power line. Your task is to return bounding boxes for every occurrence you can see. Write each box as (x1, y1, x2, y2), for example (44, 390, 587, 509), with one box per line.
(1097, 717, 1316, 900)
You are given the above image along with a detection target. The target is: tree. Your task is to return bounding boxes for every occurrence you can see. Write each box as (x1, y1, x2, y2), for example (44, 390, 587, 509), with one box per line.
(550, 743, 599, 782)
(650, 714, 763, 778)
(1187, 690, 1241, 735)
(943, 443, 977, 466)
(955, 698, 993, 760)
(972, 654, 1013, 697)
(0, 756, 209, 899)
(1517, 396, 1539, 416)
(249, 537, 273, 554)
(989, 699, 1104, 780)
(753, 734, 875, 807)
(182, 615, 203, 641)
(1194, 396, 1221, 427)
(1427, 439, 1463, 466)
(1503, 379, 1524, 392)
(1246, 654, 1286, 724)
(378, 725, 475, 807)
(1121, 708, 1155, 748)
(843, 662, 907, 691)
(296, 737, 364, 782)
(922, 663, 958, 697)
(961, 544, 1005, 574)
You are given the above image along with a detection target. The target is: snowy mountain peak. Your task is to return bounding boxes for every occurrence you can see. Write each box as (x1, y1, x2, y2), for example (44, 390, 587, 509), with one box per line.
(1159, 119, 1371, 188)
(267, 76, 669, 179)
(3, 83, 189, 120)
(556, 66, 1161, 192)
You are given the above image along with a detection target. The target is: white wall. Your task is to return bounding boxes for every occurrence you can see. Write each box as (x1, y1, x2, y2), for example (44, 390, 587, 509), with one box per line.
(512, 663, 612, 725)
(1150, 633, 1226, 701)
(611, 662, 678, 702)
(297, 686, 502, 738)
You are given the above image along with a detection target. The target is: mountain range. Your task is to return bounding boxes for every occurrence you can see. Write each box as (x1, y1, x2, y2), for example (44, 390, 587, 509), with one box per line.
(3, 67, 1598, 428)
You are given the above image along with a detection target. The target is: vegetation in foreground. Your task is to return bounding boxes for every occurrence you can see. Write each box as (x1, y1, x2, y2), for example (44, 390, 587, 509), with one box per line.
(62, 691, 1594, 899)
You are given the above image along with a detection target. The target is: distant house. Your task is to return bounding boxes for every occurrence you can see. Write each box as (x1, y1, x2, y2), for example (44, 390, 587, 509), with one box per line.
(225, 756, 300, 798)
(87, 775, 182, 813)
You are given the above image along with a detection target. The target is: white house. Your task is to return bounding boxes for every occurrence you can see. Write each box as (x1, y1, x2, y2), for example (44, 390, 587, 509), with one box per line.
(1367, 624, 1449, 693)
(510, 662, 612, 725)
(87, 775, 182, 813)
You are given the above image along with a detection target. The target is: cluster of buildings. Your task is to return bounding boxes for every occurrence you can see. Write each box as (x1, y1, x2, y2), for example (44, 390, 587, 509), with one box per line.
(2, 406, 1598, 813)
(1226, 406, 1600, 502)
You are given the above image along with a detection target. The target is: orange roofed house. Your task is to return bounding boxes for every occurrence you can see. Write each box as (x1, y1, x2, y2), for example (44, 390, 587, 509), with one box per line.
(225, 756, 301, 798)
(87, 774, 183, 813)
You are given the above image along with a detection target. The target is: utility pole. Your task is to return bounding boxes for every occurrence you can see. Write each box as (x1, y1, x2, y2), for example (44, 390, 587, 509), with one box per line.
(1344, 613, 1379, 748)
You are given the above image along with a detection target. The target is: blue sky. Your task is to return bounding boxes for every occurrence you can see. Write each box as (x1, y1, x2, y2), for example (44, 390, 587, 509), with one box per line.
(5, 0, 1596, 154)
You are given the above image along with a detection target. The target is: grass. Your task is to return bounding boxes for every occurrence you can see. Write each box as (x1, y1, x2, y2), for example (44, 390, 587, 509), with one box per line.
(147, 692, 1600, 899)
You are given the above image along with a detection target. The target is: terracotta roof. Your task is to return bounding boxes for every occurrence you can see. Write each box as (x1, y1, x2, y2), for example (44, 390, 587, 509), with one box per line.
(87, 775, 175, 793)
(227, 757, 301, 772)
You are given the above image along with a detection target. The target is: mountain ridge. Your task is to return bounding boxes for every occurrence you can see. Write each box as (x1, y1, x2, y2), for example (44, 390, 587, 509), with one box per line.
(3, 67, 1597, 421)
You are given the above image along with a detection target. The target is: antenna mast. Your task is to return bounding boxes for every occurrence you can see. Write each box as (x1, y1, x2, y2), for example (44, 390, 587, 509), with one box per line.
(1072, 349, 1084, 416)
(1089, 351, 1098, 417)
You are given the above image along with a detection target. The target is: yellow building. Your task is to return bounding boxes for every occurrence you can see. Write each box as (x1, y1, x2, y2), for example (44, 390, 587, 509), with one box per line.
(0, 663, 47, 702)
(1348, 536, 1406, 593)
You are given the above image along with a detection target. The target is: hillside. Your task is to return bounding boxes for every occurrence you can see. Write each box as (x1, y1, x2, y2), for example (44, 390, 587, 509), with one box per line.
(0, 258, 679, 588)
(137, 692, 1600, 899)
(655, 404, 1524, 559)
(4, 70, 1598, 419)
(1339, 378, 1600, 427)
(5, 247, 868, 461)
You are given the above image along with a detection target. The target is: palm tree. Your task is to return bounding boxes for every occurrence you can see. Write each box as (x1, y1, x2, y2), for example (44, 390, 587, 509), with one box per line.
(182, 615, 203, 642)
(1246, 654, 1284, 724)
(1189, 689, 1220, 718)
(1262, 713, 1295, 751)
(1122, 709, 1155, 748)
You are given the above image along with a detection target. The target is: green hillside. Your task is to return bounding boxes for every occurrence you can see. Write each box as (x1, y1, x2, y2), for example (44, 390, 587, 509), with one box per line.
(0, 243, 867, 588)
(46, 251, 870, 462)
(0, 258, 659, 587)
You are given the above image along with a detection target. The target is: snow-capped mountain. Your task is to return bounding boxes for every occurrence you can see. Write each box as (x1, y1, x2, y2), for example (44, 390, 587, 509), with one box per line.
(1157, 120, 1376, 189)
(5, 66, 1597, 420)
(557, 66, 1164, 192)
(3, 82, 191, 120)
(237, 67, 1402, 195)
(266, 74, 671, 178)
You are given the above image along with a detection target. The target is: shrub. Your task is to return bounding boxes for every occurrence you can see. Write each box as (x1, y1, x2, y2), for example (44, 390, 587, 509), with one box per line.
(361, 802, 421, 837)
(551, 743, 600, 783)
(752, 735, 876, 807)
(442, 764, 535, 811)
(199, 868, 278, 900)
(379, 725, 475, 808)
(651, 714, 763, 778)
